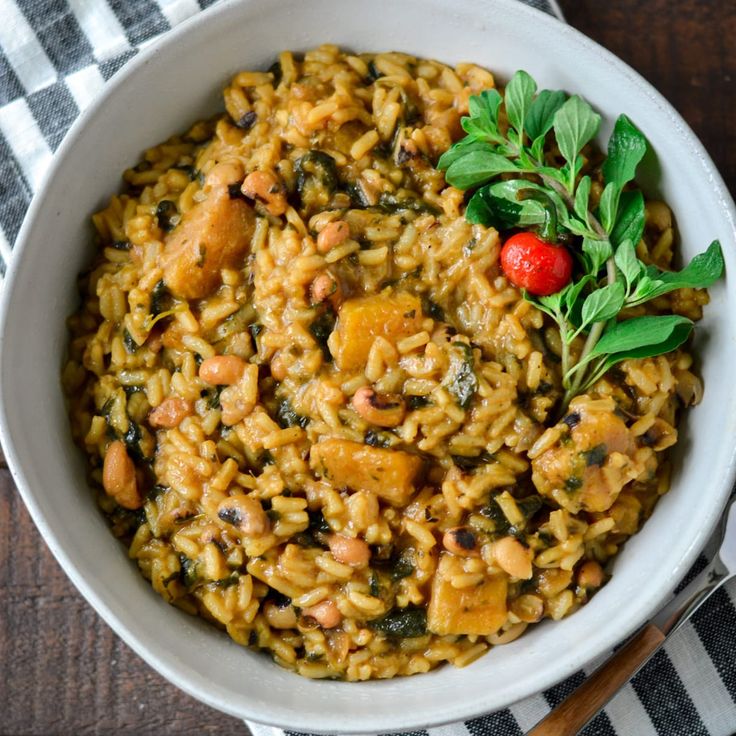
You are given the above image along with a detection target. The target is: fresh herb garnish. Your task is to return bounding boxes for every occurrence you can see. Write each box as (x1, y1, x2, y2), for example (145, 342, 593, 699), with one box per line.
(439, 71, 724, 410)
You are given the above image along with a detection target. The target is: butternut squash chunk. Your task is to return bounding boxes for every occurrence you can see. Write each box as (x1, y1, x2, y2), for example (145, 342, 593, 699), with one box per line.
(427, 553, 508, 636)
(160, 191, 255, 300)
(309, 438, 422, 506)
(332, 292, 423, 371)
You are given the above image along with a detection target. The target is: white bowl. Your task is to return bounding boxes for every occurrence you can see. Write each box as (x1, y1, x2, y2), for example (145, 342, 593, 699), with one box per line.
(2, 0, 736, 732)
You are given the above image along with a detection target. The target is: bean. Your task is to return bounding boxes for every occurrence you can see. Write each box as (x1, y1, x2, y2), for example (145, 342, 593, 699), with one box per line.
(102, 440, 141, 509)
(328, 534, 371, 567)
(148, 397, 192, 428)
(352, 386, 405, 427)
(493, 536, 533, 580)
(577, 560, 605, 589)
(442, 526, 480, 557)
(264, 601, 298, 629)
(310, 272, 341, 306)
(316, 220, 350, 253)
(303, 600, 342, 629)
(217, 495, 269, 536)
(241, 170, 287, 216)
(199, 355, 247, 385)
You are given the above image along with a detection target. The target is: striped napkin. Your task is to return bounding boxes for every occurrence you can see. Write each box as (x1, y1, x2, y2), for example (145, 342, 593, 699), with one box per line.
(1, 1, 735, 734)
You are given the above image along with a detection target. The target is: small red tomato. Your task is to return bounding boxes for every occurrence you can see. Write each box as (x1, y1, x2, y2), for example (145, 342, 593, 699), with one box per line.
(500, 232, 573, 296)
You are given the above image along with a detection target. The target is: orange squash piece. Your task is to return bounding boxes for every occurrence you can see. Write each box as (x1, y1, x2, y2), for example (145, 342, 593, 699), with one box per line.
(309, 438, 422, 506)
(332, 292, 423, 371)
(427, 553, 508, 636)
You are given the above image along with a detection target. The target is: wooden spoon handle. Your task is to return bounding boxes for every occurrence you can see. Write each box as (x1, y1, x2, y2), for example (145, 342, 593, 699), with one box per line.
(527, 624, 666, 736)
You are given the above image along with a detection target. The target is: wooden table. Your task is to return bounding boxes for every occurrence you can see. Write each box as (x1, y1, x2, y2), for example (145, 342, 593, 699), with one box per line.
(2, 1, 734, 733)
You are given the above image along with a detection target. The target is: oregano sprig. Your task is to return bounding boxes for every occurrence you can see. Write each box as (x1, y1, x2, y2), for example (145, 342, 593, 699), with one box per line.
(438, 70, 725, 411)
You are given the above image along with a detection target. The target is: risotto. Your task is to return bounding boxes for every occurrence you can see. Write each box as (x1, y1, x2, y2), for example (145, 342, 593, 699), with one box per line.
(63, 46, 710, 680)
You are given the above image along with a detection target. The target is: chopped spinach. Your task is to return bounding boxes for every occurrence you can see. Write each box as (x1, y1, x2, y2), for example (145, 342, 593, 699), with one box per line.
(366, 60, 382, 82)
(123, 385, 145, 398)
(583, 444, 607, 467)
(156, 200, 177, 232)
(147, 484, 169, 500)
(150, 280, 170, 316)
(364, 429, 393, 448)
(376, 192, 439, 215)
(268, 59, 282, 86)
(309, 309, 336, 360)
(259, 449, 275, 466)
(451, 451, 495, 472)
(173, 164, 200, 182)
(249, 323, 264, 339)
(178, 554, 199, 588)
(370, 606, 427, 638)
(295, 151, 338, 204)
(445, 342, 478, 410)
(123, 329, 138, 354)
(276, 398, 310, 429)
(207, 385, 225, 409)
(565, 476, 583, 491)
(406, 395, 432, 411)
(110, 240, 131, 251)
(369, 572, 381, 598)
(480, 498, 512, 535)
(123, 420, 144, 462)
(265, 589, 292, 607)
(422, 297, 445, 322)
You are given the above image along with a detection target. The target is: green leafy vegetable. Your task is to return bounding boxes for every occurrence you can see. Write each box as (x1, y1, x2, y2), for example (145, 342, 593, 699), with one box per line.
(437, 69, 724, 410)
(370, 606, 427, 638)
(602, 115, 648, 189)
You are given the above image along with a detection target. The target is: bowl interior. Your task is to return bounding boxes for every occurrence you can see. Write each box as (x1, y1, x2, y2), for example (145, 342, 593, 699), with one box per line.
(2, 0, 736, 731)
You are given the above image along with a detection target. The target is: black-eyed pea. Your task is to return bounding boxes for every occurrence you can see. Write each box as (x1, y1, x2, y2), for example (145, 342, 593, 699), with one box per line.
(442, 526, 480, 557)
(327, 534, 371, 567)
(577, 560, 605, 589)
(102, 440, 142, 510)
(241, 170, 287, 216)
(351, 386, 405, 427)
(217, 495, 269, 536)
(510, 593, 545, 623)
(303, 600, 343, 629)
(316, 220, 350, 253)
(148, 397, 192, 429)
(310, 271, 341, 306)
(199, 355, 247, 385)
(264, 601, 298, 629)
(493, 536, 533, 580)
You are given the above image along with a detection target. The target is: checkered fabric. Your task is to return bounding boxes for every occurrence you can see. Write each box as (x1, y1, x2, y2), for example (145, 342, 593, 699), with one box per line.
(1, 0, 735, 734)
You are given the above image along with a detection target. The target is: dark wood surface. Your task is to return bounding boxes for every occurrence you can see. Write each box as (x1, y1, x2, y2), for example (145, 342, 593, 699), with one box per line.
(1, 2, 735, 734)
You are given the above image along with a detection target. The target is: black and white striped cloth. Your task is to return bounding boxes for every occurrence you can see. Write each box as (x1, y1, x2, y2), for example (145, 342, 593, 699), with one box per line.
(1, 1, 735, 734)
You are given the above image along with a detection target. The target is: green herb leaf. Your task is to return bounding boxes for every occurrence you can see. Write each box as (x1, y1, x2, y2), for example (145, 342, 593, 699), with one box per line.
(553, 96, 601, 190)
(602, 114, 648, 189)
(582, 237, 613, 274)
(465, 186, 546, 229)
(505, 70, 537, 136)
(526, 89, 568, 144)
(444, 149, 520, 189)
(589, 314, 693, 360)
(574, 175, 592, 226)
(580, 281, 626, 326)
(610, 190, 646, 247)
(445, 343, 478, 409)
(627, 240, 724, 306)
(598, 181, 620, 233)
(370, 606, 427, 638)
(468, 88, 503, 130)
(614, 239, 643, 294)
(437, 137, 490, 171)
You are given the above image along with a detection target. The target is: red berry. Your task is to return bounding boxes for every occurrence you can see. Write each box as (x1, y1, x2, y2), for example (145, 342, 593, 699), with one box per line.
(500, 232, 573, 296)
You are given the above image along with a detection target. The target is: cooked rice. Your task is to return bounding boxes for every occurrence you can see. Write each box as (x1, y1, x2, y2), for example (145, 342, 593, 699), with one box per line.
(64, 45, 709, 681)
